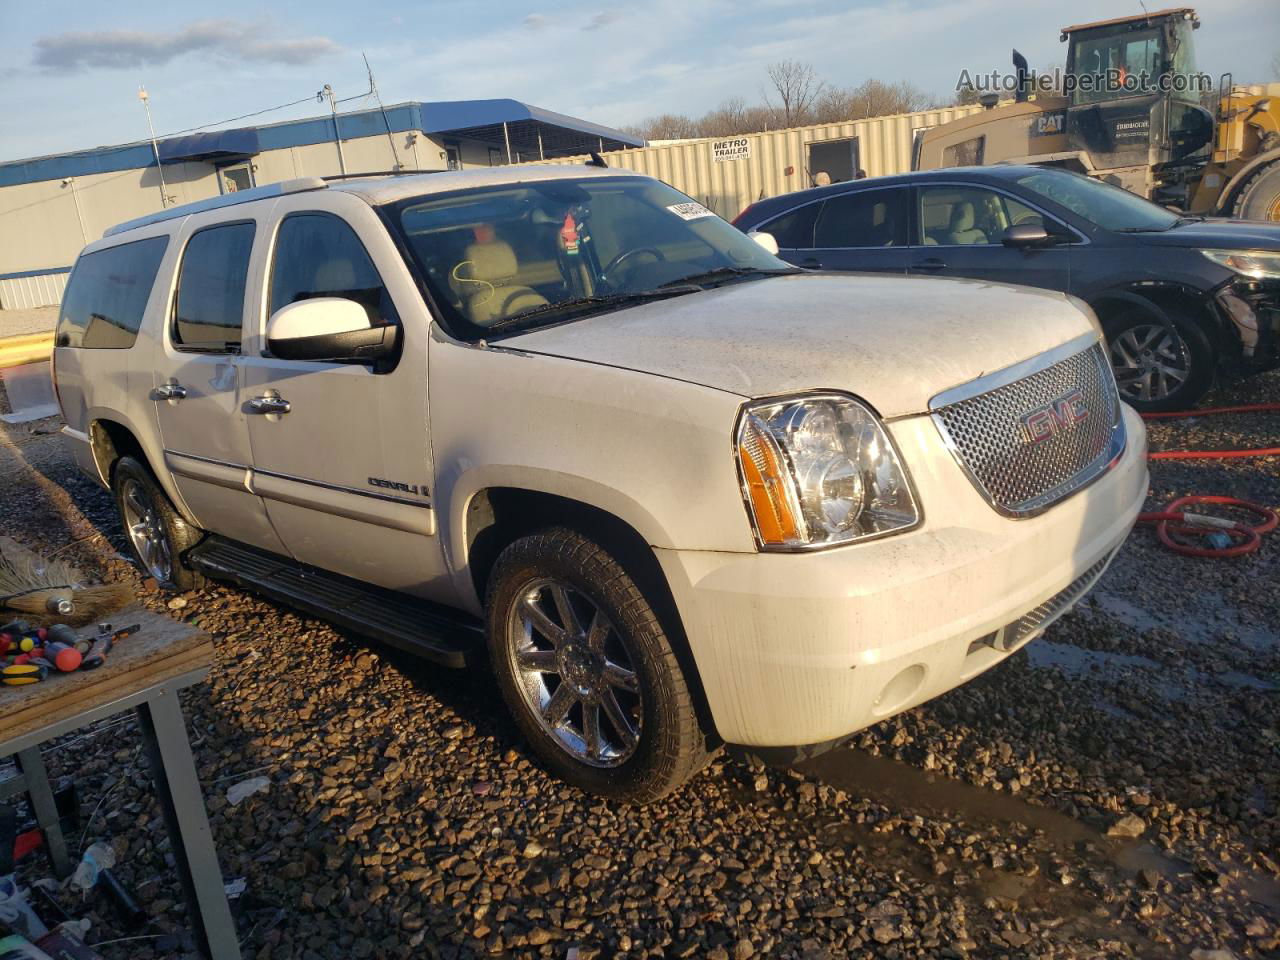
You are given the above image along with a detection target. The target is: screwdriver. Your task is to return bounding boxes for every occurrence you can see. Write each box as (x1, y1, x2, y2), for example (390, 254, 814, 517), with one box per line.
(2, 663, 47, 685)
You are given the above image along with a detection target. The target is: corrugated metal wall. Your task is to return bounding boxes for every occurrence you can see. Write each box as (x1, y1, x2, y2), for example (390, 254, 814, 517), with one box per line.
(0, 272, 68, 310)
(524, 105, 984, 218)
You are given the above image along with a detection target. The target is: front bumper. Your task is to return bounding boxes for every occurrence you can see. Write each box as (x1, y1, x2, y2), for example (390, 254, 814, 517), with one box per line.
(656, 405, 1148, 748)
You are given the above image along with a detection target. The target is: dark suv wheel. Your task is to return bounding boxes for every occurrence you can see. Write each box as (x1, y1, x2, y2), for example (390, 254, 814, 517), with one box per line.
(112, 456, 205, 591)
(1103, 306, 1215, 412)
(485, 527, 711, 802)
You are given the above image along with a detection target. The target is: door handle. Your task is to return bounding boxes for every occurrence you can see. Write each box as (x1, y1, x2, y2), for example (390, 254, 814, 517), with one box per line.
(799, 258, 823, 269)
(912, 258, 947, 272)
(246, 395, 291, 416)
(153, 381, 187, 402)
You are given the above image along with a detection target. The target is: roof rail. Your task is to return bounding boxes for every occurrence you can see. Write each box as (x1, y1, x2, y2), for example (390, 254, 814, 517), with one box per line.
(320, 170, 443, 181)
(104, 177, 328, 237)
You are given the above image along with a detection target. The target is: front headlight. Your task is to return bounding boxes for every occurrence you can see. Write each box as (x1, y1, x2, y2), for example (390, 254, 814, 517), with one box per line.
(1201, 249, 1280, 280)
(735, 393, 920, 550)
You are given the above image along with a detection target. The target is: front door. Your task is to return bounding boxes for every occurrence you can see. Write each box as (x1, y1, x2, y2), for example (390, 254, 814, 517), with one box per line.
(152, 218, 286, 554)
(909, 184, 1073, 290)
(239, 198, 448, 598)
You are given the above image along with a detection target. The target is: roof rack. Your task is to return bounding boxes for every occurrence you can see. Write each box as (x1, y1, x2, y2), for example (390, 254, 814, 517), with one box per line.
(103, 177, 328, 237)
(320, 170, 443, 181)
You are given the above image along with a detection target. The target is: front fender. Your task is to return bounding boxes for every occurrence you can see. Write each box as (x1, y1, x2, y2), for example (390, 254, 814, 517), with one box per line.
(428, 335, 757, 601)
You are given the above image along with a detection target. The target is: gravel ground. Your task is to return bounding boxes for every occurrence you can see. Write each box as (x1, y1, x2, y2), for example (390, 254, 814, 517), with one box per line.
(0, 371, 1276, 960)
(0, 306, 57, 338)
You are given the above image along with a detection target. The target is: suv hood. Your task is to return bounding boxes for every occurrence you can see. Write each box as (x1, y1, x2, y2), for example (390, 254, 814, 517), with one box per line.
(502, 274, 1094, 418)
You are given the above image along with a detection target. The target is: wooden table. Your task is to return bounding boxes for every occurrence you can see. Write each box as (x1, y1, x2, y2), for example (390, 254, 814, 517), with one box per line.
(0, 607, 241, 959)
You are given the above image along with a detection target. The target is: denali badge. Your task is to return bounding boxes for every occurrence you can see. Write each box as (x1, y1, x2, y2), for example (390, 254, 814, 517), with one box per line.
(368, 477, 429, 497)
(1019, 390, 1089, 444)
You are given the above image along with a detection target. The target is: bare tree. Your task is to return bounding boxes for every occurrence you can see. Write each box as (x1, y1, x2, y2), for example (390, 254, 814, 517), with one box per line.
(814, 79, 933, 123)
(625, 113, 700, 141)
(700, 98, 751, 137)
(765, 60, 825, 127)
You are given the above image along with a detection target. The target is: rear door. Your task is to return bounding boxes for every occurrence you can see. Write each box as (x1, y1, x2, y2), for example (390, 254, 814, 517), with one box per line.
(152, 216, 286, 554)
(239, 192, 448, 598)
(806, 187, 912, 273)
(909, 183, 1074, 290)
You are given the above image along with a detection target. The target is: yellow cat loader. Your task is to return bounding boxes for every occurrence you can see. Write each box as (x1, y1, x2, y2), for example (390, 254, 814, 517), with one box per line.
(914, 8, 1280, 221)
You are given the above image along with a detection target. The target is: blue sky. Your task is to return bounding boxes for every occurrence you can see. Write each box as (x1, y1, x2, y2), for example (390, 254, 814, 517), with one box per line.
(2, 0, 1276, 163)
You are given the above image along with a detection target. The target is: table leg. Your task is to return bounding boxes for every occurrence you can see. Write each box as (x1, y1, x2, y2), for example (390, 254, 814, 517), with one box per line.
(135, 690, 241, 960)
(14, 747, 71, 880)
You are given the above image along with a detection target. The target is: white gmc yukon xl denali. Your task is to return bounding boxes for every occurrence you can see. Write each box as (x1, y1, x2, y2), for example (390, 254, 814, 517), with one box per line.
(53, 166, 1147, 801)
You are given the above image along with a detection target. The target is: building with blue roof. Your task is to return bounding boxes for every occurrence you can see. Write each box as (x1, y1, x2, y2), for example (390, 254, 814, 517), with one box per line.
(0, 99, 643, 309)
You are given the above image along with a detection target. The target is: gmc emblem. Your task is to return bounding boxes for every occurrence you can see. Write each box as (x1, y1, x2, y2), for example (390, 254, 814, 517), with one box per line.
(1020, 390, 1089, 444)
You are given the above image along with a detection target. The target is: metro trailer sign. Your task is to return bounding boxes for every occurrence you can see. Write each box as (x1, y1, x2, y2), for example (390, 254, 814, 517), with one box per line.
(712, 138, 751, 162)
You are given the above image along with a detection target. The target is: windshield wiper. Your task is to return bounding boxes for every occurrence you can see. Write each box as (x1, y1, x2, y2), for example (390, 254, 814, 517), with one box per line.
(484, 286, 701, 335)
(659, 266, 798, 288)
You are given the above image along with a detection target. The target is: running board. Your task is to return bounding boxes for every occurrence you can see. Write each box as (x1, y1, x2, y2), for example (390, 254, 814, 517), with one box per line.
(187, 537, 481, 668)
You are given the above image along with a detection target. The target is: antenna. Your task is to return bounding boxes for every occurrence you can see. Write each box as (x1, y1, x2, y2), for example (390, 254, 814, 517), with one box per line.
(364, 52, 401, 171)
(137, 85, 172, 207)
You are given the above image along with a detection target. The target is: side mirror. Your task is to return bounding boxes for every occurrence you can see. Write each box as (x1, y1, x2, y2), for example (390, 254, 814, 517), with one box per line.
(266, 298, 398, 363)
(1001, 223, 1053, 248)
(748, 231, 780, 255)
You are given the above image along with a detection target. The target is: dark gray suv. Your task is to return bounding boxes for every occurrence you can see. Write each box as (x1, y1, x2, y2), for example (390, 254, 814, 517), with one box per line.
(733, 165, 1280, 411)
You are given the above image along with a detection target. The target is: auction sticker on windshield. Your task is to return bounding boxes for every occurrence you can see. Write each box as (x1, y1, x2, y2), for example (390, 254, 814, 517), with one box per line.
(667, 202, 714, 220)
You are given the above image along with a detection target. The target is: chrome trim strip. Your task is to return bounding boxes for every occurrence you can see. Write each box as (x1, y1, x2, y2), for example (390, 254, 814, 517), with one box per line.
(161, 450, 432, 509)
(164, 450, 252, 493)
(60, 426, 89, 444)
(929, 332, 1100, 410)
(251, 467, 432, 509)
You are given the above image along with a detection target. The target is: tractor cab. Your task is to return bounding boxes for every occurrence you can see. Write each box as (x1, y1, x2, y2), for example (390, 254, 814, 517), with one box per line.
(1062, 8, 1215, 200)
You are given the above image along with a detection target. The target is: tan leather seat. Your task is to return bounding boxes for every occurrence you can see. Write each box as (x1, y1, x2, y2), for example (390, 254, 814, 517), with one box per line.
(453, 242, 547, 326)
(946, 203, 988, 245)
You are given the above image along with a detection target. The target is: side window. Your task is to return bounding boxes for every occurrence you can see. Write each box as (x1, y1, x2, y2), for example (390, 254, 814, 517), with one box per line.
(269, 214, 398, 330)
(172, 222, 255, 353)
(761, 204, 819, 249)
(943, 136, 985, 167)
(919, 186, 1061, 246)
(56, 237, 168, 349)
(813, 189, 909, 248)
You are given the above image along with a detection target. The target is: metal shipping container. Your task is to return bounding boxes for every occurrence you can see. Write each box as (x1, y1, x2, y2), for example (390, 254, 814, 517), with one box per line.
(524, 104, 984, 219)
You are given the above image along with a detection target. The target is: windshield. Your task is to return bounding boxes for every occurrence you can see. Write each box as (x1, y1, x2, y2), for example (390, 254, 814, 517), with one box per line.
(389, 175, 791, 337)
(1072, 26, 1164, 105)
(1014, 168, 1179, 232)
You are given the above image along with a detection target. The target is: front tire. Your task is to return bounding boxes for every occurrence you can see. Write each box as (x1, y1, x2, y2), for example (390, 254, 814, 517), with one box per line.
(1102, 306, 1215, 412)
(485, 528, 709, 802)
(1231, 162, 1280, 223)
(112, 456, 205, 591)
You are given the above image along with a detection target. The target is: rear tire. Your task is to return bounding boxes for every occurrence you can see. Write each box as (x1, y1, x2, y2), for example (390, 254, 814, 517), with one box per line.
(1102, 306, 1215, 412)
(1231, 162, 1280, 223)
(485, 527, 710, 803)
(112, 456, 205, 591)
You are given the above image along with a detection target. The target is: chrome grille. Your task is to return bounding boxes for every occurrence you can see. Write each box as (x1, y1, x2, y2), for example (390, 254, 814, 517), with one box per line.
(932, 340, 1125, 517)
(1005, 549, 1115, 648)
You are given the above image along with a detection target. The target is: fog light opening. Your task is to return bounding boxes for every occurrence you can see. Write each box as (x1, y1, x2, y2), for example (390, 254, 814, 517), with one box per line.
(872, 663, 926, 717)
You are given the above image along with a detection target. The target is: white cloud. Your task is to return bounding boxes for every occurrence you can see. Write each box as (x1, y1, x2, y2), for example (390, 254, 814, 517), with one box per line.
(34, 19, 341, 71)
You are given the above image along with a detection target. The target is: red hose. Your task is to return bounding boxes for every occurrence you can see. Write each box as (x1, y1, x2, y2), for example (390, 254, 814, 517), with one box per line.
(1141, 402, 1280, 459)
(1137, 495, 1278, 557)
(1135, 404, 1279, 556)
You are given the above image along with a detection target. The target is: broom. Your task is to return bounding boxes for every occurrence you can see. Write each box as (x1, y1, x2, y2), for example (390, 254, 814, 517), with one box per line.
(0, 537, 132, 627)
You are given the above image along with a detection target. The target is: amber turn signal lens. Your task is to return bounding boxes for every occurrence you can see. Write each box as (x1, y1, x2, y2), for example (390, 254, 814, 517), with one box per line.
(738, 417, 802, 545)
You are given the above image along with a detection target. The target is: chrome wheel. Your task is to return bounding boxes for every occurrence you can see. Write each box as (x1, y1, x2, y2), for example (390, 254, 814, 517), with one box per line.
(507, 578, 642, 768)
(120, 477, 172, 582)
(1110, 323, 1191, 402)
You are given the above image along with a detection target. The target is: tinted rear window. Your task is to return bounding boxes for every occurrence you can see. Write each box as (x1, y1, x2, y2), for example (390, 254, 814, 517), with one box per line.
(56, 237, 168, 349)
(173, 222, 254, 353)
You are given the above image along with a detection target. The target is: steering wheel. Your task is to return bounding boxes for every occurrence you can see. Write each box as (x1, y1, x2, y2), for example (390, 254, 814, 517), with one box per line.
(602, 247, 665, 284)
